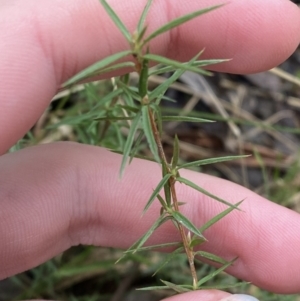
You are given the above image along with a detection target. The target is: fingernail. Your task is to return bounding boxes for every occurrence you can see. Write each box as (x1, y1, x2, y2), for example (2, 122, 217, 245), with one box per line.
(219, 294, 260, 301)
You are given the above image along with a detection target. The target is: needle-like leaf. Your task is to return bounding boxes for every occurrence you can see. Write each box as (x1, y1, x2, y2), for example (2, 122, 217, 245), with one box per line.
(171, 211, 206, 240)
(171, 135, 180, 169)
(123, 215, 172, 254)
(123, 241, 181, 253)
(144, 4, 223, 43)
(144, 54, 212, 76)
(143, 174, 172, 213)
(63, 50, 132, 87)
(150, 58, 229, 75)
(194, 251, 229, 265)
(141, 105, 160, 163)
(197, 258, 237, 287)
(100, 0, 132, 43)
(153, 247, 184, 276)
(160, 280, 192, 293)
(178, 155, 250, 170)
(149, 50, 203, 101)
(199, 200, 243, 232)
(137, 0, 153, 34)
(177, 177, 240, 209)
(162, 116, 213, 123)
(120, 112, 141, 177)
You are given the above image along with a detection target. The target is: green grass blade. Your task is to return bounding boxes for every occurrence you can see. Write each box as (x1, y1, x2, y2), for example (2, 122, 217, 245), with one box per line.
(141, 105, 160, 162)
(199, 200, 243, 232)
(63, 50, 132, 87)
(171, 211, 206, 240)
(144, 53, 212, 76)
(144, 5, 223, 43)
(137, 0, 153, 33)
(178, 155, 250, 170)
(194, 251, 229, 265)
(162, 116, 213, 123)
(160, 280, 192, 293)
(177, 177, 239, 209)
(100, 0, 132, 43)
(120, 112, 141, 177)
(171, 135, 180, 169)
(197, 258, 236, 287)
(143, 174, 172, 213)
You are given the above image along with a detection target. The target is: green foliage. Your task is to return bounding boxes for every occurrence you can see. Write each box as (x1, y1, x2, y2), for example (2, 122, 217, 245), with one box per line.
(59, 0, 246, 296)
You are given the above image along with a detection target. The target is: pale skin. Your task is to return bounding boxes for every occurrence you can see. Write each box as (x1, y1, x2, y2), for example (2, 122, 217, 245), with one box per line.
(0, 0, 300, 300)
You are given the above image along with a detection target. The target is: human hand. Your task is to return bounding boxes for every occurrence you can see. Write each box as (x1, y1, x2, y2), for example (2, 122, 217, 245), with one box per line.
(0, 0, 300, 300)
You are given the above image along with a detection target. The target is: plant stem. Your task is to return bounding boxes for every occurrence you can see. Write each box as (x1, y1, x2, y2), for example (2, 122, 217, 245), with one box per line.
(148, 107, 198, 289)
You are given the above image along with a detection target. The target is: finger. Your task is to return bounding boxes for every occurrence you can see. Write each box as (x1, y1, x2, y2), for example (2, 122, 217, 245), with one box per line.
(163, 290, 230, 301)
(1, 143, 300, 294)
(1, 0, 300, 153)
(163, 291, 259, 301)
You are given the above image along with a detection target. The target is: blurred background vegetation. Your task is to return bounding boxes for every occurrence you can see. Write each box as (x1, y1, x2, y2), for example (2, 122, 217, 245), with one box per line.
(1, 2, 300, 300)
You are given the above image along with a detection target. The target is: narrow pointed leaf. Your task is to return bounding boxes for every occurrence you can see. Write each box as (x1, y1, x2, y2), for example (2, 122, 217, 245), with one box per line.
(149, 50, 205, 101)
(129, 130, 144, 163)
(124, 241, 181, 253)
(144, 5, 223, 43)
(194, 251, 229, 265)
(153, 247, 184, 276)
(129, 215, 171, 252)
(150, 57, 227, 75)
(171, 211, 205, 239)
(178, 155, 250, 170)
(120, 112, 141, 177)
(137, 286, 170, 291)
(177, 177, 240, 209)
(171, 135, 180, 169)
(116, 79, 141, 100)
(137, 0, 153, 33)
(189, 237, 206, 248)
(143, 174, 172, 213)
(162, 161, 171, 206)
(90, 62, 135, 77)
(95, 116, 134, 121)
(117, 215, 172, 263)
(197, 258, 237, 286)
(100, 0, 132, 42)
(144, 53, 212, 76)
(198, 282, 250, 290)
(141, 105, 160, 162)
(63, 50, 132, 86)
(162, 116, 213, 123)
(199, 200, 243, 232)
(160, 280, 192, 293)
(92, 88, 123, 109)
(157, 194, 167, 211)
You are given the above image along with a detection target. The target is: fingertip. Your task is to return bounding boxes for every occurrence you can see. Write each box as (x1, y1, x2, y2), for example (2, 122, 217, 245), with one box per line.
(162, 290, 230, 301)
